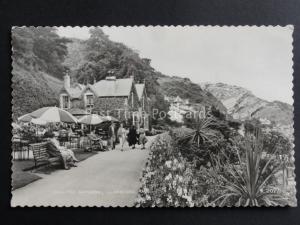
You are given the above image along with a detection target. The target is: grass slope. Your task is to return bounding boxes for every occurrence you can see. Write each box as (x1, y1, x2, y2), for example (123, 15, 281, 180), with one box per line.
(12, 62, 62, 120)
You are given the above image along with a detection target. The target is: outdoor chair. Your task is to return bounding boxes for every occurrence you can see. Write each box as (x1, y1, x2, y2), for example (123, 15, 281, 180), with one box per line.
(30, 142, 61, 168)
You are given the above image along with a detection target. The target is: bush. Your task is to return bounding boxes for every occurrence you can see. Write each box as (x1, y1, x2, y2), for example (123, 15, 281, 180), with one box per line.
(214, 131, 291, 206)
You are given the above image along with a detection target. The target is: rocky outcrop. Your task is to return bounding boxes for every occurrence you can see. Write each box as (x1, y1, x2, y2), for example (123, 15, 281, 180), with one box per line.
(200, 82, 293, 138)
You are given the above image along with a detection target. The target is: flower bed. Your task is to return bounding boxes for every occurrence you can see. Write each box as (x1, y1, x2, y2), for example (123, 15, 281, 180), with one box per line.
(136, 132, 217, 207)
(136, 124, 295, 207)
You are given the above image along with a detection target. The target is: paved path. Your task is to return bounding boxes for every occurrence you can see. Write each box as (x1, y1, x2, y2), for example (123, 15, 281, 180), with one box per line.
(11, 137, 154, 207)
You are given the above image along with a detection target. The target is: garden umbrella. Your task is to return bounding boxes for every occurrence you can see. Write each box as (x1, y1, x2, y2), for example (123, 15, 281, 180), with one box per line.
(78, 114, 106, 125)
(31, 118, 47, 126)
(18, 113, 33, 122)
(78, 114, 106, 132)
(29, 106, 78, 123)
(18, 113, 47, 137)
(103, 115, 119, 122)
(18, 114, 46, 125)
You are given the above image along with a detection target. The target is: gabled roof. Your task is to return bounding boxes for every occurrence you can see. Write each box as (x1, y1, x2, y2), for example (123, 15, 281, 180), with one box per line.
(60, 83, 86, 99)
(90, 77, 134, 97)
(135, 83, 145, 100)
(64, 86, 83, 99)
(60, 77, 135, 99)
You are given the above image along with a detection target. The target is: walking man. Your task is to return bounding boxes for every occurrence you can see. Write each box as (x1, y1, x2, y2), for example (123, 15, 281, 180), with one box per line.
(108, 122, 116, 150)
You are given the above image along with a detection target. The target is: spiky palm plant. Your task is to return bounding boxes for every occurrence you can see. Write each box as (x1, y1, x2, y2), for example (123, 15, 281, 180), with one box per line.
(215, 130, 288, 206)
(179, 117, 217, 147)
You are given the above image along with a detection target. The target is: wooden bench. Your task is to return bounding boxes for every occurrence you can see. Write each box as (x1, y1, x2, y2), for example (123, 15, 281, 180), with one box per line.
(30, 142, 61, 168)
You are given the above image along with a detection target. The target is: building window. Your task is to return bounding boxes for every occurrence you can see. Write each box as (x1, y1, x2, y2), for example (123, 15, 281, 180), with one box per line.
(62, 95, 69, 109)
(86, 95, 94, 105)
(85, 94, 94, 109)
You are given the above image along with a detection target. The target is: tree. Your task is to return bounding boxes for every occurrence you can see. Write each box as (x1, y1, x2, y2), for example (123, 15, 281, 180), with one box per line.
(73, 28, 171, 126)
(12, 27, 71, 78)
(12, 27, 70, 119)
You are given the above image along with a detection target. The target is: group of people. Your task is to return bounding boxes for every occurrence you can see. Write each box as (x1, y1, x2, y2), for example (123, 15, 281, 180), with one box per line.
(44, 122, 149, 170)
(108, 122, 148, 151)
(14, 121, 149, 170)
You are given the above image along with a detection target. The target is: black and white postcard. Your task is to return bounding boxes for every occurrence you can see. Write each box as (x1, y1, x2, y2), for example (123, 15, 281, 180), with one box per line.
(11, 26, 296, 207)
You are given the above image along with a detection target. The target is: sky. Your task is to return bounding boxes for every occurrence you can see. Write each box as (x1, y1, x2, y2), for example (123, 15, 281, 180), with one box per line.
(57, 26, 294, 104)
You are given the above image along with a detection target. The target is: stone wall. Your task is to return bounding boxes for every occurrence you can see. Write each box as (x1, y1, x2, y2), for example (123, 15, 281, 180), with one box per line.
(92, 86, 140, 121)
(93, 97, 127, 112)
(93, 97, 129, 121)
(71, 99, 84, 108)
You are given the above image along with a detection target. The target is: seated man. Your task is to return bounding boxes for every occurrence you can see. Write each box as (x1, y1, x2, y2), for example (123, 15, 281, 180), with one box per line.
(87, 130, 103, 151)
(47, 133, 79, 170)
(89, 130, 100, 141)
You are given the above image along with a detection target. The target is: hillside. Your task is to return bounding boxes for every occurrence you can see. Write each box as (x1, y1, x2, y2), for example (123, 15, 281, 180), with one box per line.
(11, 27, 68, 119)
(64, 28, 226, 114)
(200, 82, 293, 137)
(12, 27, 226, 122)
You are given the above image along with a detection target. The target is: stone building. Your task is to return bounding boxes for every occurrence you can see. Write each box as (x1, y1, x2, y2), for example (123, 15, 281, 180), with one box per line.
(59, 74, 151, 130)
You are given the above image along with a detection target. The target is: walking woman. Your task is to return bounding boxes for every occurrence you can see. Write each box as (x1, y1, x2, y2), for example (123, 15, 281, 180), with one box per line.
(127, 125, 138, 149)
(117, 123, 127, 151)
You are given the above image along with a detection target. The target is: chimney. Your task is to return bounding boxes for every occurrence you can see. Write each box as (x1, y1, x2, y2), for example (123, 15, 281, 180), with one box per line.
(64, 73, 70, 89)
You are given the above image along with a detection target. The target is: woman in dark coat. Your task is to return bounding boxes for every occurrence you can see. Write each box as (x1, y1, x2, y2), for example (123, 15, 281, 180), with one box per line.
(127, 125, 138, 149)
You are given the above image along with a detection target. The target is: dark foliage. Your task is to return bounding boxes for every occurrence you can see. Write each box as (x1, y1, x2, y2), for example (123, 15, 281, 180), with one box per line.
(12, 27, 71, 78)
(68, 28, 171, 123)
(12, 27, 70, 119)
